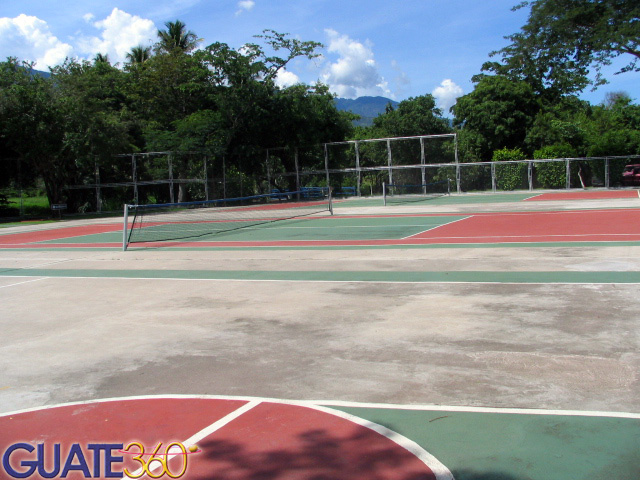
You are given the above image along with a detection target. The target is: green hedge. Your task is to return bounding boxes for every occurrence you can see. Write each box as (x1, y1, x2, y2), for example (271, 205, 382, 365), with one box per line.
(492, 148, 527, 191)
(533, 145, 577, 189)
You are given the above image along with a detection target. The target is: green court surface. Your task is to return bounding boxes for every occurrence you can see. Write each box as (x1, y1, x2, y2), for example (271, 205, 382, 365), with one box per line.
(331, 405, 640, 480)
(2, 267, 640, 284)
(41, 214, 466, 244)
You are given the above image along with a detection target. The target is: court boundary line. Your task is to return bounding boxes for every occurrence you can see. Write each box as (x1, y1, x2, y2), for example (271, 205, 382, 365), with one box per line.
(0, 395, 455, 480)
(305, 403, 454, 480)
(0, 270, 640, 285)
(2, 394, 638, 420)
(1, 273, 640, 285)
(0, 277, 48, 289)
(130, 400, 263, 478)
(2, 239, 640, 251)
(401, 216, 471, 240)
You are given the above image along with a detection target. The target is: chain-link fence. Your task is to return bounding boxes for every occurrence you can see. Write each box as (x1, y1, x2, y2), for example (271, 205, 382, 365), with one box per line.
(4, 136, 639, 217)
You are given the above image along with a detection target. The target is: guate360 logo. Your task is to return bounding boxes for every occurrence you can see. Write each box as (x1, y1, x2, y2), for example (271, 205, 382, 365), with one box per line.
(2, 442, 201, 478)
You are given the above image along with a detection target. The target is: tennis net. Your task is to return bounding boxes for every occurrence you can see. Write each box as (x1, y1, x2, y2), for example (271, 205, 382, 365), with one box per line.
(123, 189, 332, 250)
(383, 180, 450, 206)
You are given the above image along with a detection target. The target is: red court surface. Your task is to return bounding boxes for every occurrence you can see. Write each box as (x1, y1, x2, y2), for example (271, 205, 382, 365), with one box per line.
(525, 190, 639, 201)
(407, 209, 640, 243)
(0, 225, 120, 246)
(2, 208, 640, 249)
(0, 397, 449, 480)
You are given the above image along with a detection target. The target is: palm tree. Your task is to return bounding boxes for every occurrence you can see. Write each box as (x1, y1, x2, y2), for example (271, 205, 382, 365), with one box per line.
(156, 20, 199, 54)
(126, 45, 152, 64)
(93, 53, 110, 64)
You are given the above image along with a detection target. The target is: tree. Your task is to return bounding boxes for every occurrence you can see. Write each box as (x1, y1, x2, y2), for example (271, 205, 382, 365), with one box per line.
(486, 0, 640, 96)
(586, 93, 640, 156)
(524, 95, 591, 154)
(368, 94, 451, 138)
(198, 33, 332, 168)
(0, 59, 68, 205)
(156, 20, 199, 54)
(93, 53, 110, 65)
(126, 45, 152, 65)
(452, 75, 539, 161)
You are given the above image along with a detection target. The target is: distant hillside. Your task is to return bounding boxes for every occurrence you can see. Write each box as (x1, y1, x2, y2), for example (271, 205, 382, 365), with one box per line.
(34, 69, 51, 78)
(335, 96, 399, 126)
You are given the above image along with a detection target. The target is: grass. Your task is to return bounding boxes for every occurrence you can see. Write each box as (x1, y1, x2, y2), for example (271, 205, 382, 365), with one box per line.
(2, 195, 51, 218)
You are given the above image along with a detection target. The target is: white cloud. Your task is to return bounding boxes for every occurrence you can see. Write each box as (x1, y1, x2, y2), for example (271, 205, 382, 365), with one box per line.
(0, 14, 73, 68)
(432, 79, 464, 114)
(236, 1, 256, 16)
(321, 29, 390, 99)
(275, 69, 300, 88)
(78, 8, 156, 65)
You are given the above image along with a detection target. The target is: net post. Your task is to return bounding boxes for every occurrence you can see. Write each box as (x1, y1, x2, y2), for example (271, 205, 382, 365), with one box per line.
(122, 204, 129, 251)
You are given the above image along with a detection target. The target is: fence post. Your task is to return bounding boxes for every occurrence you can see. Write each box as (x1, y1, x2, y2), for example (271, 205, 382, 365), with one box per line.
(132, 154, 138, 205)
(528, 160, 533, 191)
(204, 155, 209, 201)
(454, 135, 461, 194)
(491, 162, 496, 192)
(168, 153, 175, 203)
(294, 148, 301, 201)
(605, 157, 610, 188)
(122, 204, 129, 251)
(324, 144, 330, 188)
(355, 141, 361, 197)
(420, 137, 426, 194)
(566, 159, 571, 189)
(266, 149, 271, 193)
(95, 156, 102, 213)
(222, 155, 226, 199)
(387, 139, 393, 185)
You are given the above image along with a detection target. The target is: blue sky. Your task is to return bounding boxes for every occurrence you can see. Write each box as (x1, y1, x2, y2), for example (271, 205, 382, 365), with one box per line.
(1, 0, 638, 114)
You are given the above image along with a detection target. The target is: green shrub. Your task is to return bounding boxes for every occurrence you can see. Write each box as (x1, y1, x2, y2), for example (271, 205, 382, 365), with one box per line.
(492, 148, 527, 190)
(533, 144, 577, 188)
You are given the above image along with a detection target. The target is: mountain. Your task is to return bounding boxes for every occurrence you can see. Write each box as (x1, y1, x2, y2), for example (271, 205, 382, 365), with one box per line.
(334, 96, 399, 126)
(34, 69, 51, 78)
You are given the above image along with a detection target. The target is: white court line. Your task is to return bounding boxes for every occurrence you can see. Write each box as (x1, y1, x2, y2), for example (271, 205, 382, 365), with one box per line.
(2, 394, 638, 480)
(143, 223, 449, 234)
(0, 274, 638, 286)
(523, 193, 543, 201)
(2, 394, 639, 420)
(0, 396, 454, 480)
(305, 403, 454, 480)
(130, 400, 262, 478)
(402, 216, 472, 240)
(0, 277, 48, 289)
(407, 232, 640, 240)
(22, 258, 75, 269)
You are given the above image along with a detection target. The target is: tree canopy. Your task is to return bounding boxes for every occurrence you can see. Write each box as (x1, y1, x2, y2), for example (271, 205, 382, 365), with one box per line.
(0, 24, 354, 207)
(449, 0, 640, 165)
(485, 0, 640, 96)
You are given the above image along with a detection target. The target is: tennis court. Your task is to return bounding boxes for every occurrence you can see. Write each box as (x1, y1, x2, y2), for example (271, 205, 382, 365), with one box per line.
(1, 189, 639, 479)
